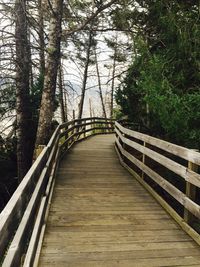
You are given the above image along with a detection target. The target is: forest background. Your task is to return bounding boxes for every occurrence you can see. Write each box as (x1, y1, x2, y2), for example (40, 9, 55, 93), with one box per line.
(0, 0, 199, 211)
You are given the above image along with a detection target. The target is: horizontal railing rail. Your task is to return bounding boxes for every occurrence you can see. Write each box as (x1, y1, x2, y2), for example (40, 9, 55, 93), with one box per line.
(0, 117, 114, 267)
(115, 121, 200, 245)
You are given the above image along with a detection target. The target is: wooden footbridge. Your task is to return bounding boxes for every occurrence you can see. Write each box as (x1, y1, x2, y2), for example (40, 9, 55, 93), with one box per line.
(1, 117, 200, 266)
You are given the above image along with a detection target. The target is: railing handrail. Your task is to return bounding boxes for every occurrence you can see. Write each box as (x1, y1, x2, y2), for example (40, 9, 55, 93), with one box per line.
(0, 117, 114, 267)
(115, 121, 200, 246)
(115, 121, 200, 165)
(60, 117, 114, 129)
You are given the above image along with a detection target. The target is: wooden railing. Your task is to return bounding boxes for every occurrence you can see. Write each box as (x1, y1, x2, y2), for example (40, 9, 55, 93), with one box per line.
(115, 121, 200, 245)
(0, 117, 114, 267)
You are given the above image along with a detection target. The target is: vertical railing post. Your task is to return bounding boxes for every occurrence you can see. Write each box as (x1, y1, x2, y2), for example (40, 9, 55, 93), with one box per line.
(64, 124, 68, 150)
(111, 120, 113, 133)
(121, 132, 126, 162)
(142, 141, 146, 179)
(109, 119, 113, 133)
(61, 124, 69, 152)
(83, 119, 86, 139)
(94, 117, 97, 134)
(64, 132, 69, 151)
(75, 119, 78, 141)
(91, 117, 95, 136)
(184, 160, 198, 225)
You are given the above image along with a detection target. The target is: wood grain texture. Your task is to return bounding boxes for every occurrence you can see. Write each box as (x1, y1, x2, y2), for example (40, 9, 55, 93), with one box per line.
(38, 135, 200, 267)
(115, 121, 200, 165)
(115, 127, 200, 189)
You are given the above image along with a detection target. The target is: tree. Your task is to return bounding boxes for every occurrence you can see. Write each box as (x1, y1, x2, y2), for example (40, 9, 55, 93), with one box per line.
(115, 1, 200, 147)
(94, 48, 107, 118)
(105, 34, 130, 118)
(62, 0, 119, 119)
(0, 0, 122, 209)
(0, 0, 49, 182)
(38, 0, 45, 74)
(77, 23, 96, 119)
(15, 0, 33, 181)
(58, 61, 67, 123)
(35, 0, 64, 146)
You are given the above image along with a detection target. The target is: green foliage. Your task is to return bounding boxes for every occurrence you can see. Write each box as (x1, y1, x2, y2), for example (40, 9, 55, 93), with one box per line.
(0, 136, 17, 161)
(0, 81, 15, 117)
(116, 62, 145, 124)
(112, 106, 123, 120)
(30, 73, 44, 120)
(115, 0, 200, 148)
(0, 136, 17, 211)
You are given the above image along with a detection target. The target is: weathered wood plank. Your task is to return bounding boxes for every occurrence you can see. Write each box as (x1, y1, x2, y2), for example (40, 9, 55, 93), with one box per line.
(38, 256, 200, 267)
(0, 146, 49, 261)
(116, 127, 200, 188)
(38, 135, 200, 266)
(115, 121, 200, 165)
(39, 249, 200, 262)
(115, 136, 200, 219)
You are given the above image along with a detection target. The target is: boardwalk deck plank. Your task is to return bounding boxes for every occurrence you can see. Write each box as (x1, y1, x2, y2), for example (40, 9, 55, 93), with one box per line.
(38, 135, 200, 267)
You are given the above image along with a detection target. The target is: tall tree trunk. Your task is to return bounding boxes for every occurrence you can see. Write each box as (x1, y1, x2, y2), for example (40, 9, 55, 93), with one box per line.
(89, 98, 93, 117)
(78, 28, 93, 119)
(110, 48, 116, 118)
(72, 109, 75, 120)
(63, 88, 68, 120)
(27, 29, 33, 88)
(58, 62, 66, 123)
(15, 0, 32, 182)
(38, 0, 45, 74)
(95, 49, 107, 118)
(35, 0, 63, 146)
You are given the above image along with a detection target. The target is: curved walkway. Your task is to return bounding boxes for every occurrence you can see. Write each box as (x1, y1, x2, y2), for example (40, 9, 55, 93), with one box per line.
(38, 135, 200, 267)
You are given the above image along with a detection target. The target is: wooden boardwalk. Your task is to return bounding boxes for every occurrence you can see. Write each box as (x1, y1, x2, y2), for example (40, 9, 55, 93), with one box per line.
(38, 135, 200, 267)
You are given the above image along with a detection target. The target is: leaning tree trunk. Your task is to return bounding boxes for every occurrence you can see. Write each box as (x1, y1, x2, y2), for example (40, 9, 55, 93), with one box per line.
(38, 0, 45, 74)
(58, 62, 67, 123)
(15, 0, 32, 182)
(77, 28, 93, 119)
(110, 48, 116, 119)
(95, 49, 107, 118)
(35, 0, 63, 146)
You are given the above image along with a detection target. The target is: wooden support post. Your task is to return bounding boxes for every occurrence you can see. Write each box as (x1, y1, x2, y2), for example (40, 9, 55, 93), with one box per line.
(91, 117, 95, 135)
(83, 119, 86, 139)
(63, 124, 69, 149)
(142, 141, 146, 179)
(121, 133, 126, 162)
(184, 160, 198, 225)
(74, 120, 78, 142)
(64, 137, 69, 151)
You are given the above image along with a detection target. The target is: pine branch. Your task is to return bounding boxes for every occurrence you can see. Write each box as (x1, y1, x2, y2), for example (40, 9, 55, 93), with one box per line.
(64, 0, 118, 36)
(106, 69, 128, 84)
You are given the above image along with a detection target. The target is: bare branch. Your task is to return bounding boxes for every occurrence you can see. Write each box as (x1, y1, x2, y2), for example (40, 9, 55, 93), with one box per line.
(64, 0, 118, 36)
(106, 69, 128, 84)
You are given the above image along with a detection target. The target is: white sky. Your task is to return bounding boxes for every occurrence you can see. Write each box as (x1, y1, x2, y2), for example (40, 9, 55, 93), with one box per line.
(59, 30, 131, 121)
(0, 1, 132, 135)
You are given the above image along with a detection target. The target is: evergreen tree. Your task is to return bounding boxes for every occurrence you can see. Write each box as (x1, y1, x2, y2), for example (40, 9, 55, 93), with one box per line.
(115, 0, 200, 148)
